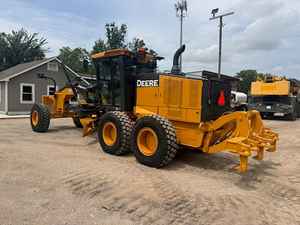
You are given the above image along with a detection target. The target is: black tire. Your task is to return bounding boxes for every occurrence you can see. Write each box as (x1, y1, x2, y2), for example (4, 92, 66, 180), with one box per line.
(240, 105, 248, 112)
(98, 111, 133, 156)
(296, 102, 300, 118)
(261, 112, 271, 120)
(73, 117, 83, 128)
(30, 104, 50, 132)
(287, 110, 297, 121)
(131, 115, 178, 168)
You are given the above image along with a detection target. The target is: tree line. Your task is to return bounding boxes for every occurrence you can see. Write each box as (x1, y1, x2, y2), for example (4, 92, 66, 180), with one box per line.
(0, 23, 147, 75)
(0, 23, 278, 94)
(59, 23, 147, 75)
(235, 70, 277, 94)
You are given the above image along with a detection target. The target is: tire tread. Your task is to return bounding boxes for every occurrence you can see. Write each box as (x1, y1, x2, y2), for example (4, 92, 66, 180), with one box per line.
(99, 111, 134, 156)
(31, 104, 50, 132)
(132, 115, 178, 168)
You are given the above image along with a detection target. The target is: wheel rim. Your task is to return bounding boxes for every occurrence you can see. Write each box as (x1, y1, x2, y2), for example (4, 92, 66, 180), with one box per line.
(31, 111, 39, 126)
(102, 122, 117, 146)
(137, 127, 158, 156)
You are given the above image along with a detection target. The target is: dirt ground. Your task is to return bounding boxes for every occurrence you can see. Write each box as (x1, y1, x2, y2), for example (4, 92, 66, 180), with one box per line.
(0, 118, 299, 225)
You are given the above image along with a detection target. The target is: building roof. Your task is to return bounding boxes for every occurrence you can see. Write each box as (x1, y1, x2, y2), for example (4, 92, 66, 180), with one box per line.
(0, 57, 83, 82)
(91, 49, 131, 60)
(0, 57, 58, 82)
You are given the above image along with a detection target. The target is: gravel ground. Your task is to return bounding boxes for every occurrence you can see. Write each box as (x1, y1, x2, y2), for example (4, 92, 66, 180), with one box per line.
(0, 118, 299, 225)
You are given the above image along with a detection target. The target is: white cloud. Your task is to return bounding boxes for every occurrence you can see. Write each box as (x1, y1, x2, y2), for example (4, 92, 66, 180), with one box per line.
(185, 0, 300, 77)
(0, 0, 102, 55)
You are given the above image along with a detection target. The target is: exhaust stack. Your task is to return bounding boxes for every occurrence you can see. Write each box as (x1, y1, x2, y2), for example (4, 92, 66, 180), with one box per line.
(171, 44, 186, 75)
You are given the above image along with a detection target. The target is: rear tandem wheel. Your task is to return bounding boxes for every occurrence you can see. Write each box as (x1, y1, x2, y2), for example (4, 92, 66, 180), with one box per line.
(98, 111, 133, 156)
(131, 115, 178, 168)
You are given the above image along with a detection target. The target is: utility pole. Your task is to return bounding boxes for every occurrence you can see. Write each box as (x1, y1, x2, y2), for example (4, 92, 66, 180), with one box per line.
(210, 8, 234, 78)
(175, 0, 187, 72)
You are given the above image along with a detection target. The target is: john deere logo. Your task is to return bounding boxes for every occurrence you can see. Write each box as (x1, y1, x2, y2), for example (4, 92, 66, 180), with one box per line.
(137, 79, 159, 87)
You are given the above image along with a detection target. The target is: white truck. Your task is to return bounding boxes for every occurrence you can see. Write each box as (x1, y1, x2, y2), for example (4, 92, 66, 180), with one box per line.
(231, 91, 248, 111)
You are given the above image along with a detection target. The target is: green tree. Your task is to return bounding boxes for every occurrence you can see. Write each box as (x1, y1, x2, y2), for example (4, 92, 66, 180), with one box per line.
(92, 23, 128, 54)
(0, 33, 8, 71)
(128, 38, 146, 52)
(92, 39, 106, 54)
(105, 23, 127, 49)
(0, 29, 47, 72)
(92, 23, 149, 55)
(66, 22, 149, 75)
(59, 47, 93, 74)
(236, 70, 259, 94)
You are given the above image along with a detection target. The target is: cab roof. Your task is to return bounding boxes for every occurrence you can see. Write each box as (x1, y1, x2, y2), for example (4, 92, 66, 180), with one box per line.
(91, 49, 132, 60)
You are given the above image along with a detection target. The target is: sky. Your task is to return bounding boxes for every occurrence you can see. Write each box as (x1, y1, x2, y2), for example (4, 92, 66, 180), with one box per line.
(0, 0, 299, 78)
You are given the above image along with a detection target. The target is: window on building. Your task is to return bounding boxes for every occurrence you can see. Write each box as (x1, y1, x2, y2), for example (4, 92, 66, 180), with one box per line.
(20, 83, 35, 104)
(47, 62, 59, 72)
(47, 85, 58, 95)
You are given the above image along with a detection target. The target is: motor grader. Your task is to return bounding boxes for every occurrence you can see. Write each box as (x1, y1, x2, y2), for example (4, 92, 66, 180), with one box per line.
(30, 46, 278, 172)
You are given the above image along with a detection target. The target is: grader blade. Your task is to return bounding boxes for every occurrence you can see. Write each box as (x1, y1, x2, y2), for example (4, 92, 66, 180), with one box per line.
(203, 110, 278, 172)
(80, 117, 97, 137)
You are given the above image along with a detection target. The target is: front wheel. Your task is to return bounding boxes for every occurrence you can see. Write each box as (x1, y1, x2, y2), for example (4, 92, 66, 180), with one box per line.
(73, 117, 83, 128)
(287, 110, 297, 121)
(30, 104, 50, 132)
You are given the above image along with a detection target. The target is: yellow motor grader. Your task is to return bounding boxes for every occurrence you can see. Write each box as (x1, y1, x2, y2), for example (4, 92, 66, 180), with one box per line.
(30, 46, 278, 172)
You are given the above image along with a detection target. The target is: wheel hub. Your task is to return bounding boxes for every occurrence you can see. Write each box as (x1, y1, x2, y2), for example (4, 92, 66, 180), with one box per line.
(102, 122, 117, 146)
(137, 127, 158, 156)
(31, 111, 39, 126)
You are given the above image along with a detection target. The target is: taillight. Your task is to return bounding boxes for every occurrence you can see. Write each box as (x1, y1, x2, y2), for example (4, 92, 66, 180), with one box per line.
(218, 90, 225, 106)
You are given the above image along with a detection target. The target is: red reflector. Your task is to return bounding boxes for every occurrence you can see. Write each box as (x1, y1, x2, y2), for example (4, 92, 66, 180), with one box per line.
(218, 90, 225, 106)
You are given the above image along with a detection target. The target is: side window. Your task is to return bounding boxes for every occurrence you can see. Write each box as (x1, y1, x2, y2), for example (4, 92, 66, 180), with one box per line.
(111, 60, 121, 106)
(47, 62, 59, 72)
(47, 85, 58, 95)
(20, 83, 35, 104)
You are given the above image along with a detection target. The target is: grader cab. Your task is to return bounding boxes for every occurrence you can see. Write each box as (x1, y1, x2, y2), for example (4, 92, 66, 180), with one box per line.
(30, 46, 278, 172)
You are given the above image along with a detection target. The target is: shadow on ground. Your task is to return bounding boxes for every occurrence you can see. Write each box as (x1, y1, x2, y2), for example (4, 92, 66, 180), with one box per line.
(164, 148, 281, 190)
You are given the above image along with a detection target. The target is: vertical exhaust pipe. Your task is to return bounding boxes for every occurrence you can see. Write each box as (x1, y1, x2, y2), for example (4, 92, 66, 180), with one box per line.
(171, 44, 186, 75)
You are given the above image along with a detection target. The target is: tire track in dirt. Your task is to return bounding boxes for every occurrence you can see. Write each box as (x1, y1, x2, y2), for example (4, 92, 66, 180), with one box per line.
(62, 168, 168, 225)
(198, 195, 254, 225)
(194, 193, 295, 225)
(287, 175, 300, 185)
(270, 183, 300, 204)
(61, 161, 246, 225)
(60, 160, 300, 225)
(146, 173, 202, 225)
(151, 175, 285, 225)
(0, 148, 7, 165)
(62, 164, 214, 225)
